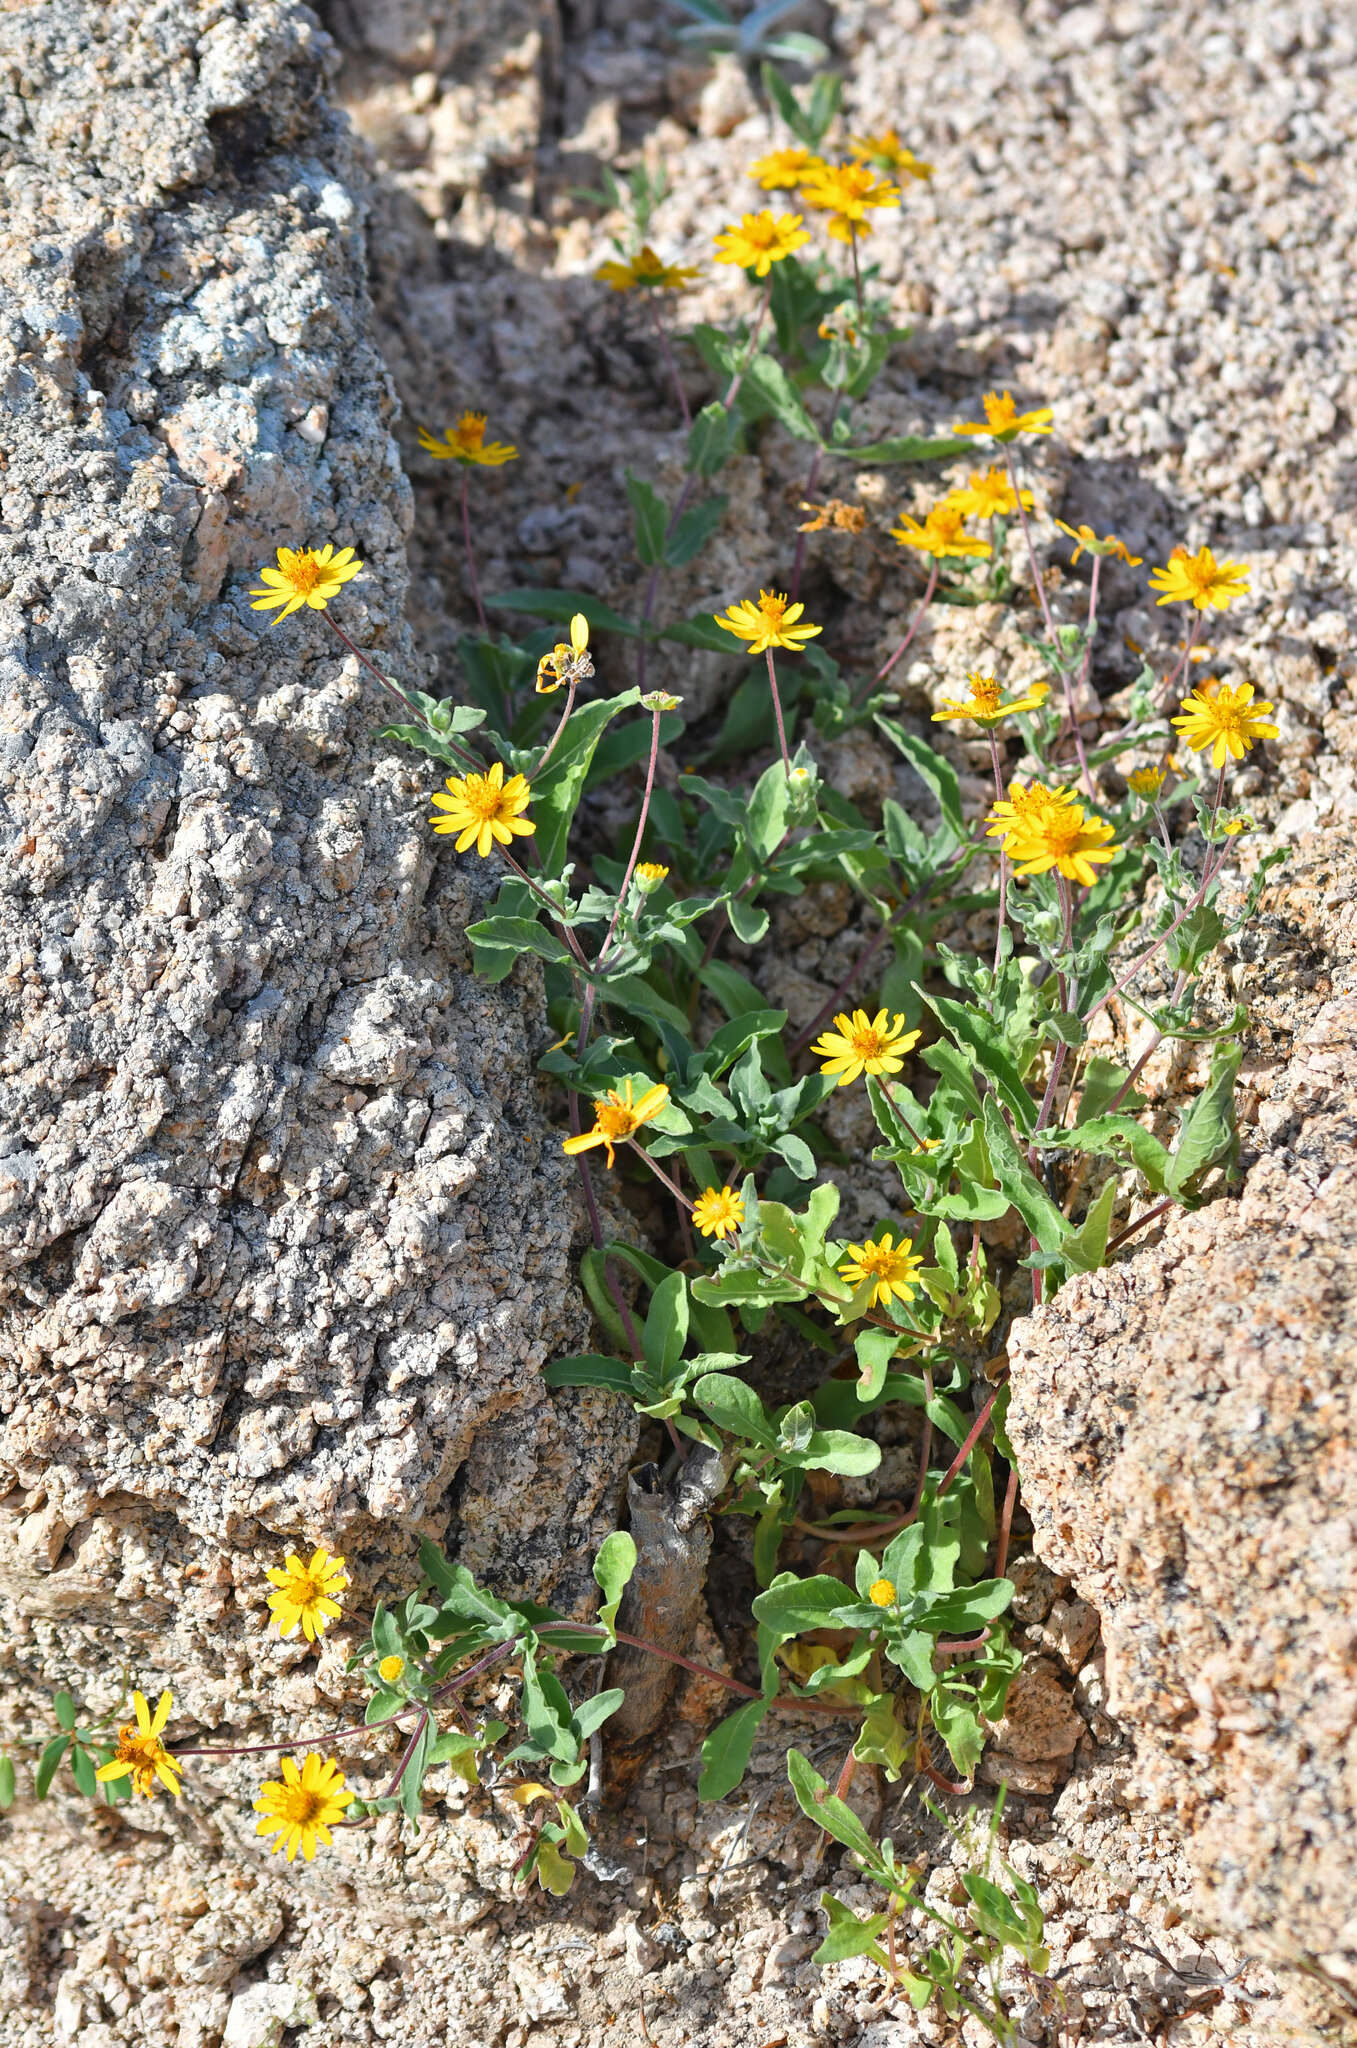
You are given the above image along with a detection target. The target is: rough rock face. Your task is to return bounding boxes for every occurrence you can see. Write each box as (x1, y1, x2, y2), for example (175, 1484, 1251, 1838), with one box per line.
(1008, 838, 1357, 2012)
(0, 0, 631, 1757)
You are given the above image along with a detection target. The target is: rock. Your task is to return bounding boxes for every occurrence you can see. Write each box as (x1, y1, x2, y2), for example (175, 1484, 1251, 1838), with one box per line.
(1008, 849, 1357, 2014)
(223, 1982, 318, 2048)
(0, 0, 632, 1860)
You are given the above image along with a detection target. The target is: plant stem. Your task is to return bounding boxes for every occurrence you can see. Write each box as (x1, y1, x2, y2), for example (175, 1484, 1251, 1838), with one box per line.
(1104, 1197, 1175, 1257)
(988, 730, 1010, 978)
(628, 1139, 694, 1212)
(1083, 763, 1227, 1030)
(722, 283, 773, 415)
(636, 474, 696, 695)
(849, 225, 865, 325)
(529, 679, 577, 782)
(324, 616, 483, 771)
(1003, 447, 1055, 642)
(499, 850, 592, 971)
(1154, 607, 1203, 711)
(1060, 552, 1099, 801)
(933, 1388, 1000, 1501)
(857, 559, 938, 701)
(461, 472, 489, 634)
(596, 707, 663, 968)
(765, 645, 793, 772)
(649, 295, 691, 426)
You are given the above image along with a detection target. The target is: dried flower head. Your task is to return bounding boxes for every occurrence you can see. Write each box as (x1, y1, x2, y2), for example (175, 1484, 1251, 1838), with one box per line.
(1054, 519, 1142, 566)
(249, 545, 362, 623)
(849, 130, 933, 181)
(95, 1690, 181, 1800)
(811, 1009, 920, 1088)
(838, 1231, 925, 1310)
(1171, 680, 1277, 769)
(891, 503, 991, 560)
(430, 762, 536, 857)
(1149, 546, 1251, 611)
(713, 211, 810, 276)
(596, 245, 701, 292)
(748, 146, 825, 190)
(536, 612, 593, 695)
(932, 671, 1050, 727)
(949, 468, 1034, 521)
(266, 1548, 349, 1642)
(417, 412, 518, 466)
(562, 1079, 670, 1168)
(714, 590, 822, 656)
(254, 1754, 350, 1862)
(953, 390, 1054, 442)
(692, 1185, 746, 1241)
(798, 498, 867, 533)
(798, 160, 900, 241)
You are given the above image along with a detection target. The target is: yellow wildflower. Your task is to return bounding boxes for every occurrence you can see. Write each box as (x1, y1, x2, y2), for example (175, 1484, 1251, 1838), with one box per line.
(891, 503, 991, 560)
(798, 498, 867, 533)
(713, 211, 810, 276)
(953, 389, 1054, 442)
(811, 1009, 920, 1088)
(992, 787, 1121, 888)
(95, 1690, 181, 1800)
(254, 1754, 350, 1862)
(1127, 765, 1168, 800)
(562, 1079, 670, 1169)
(985, 778, 1075, 848)
(714, 589, 822, 656)
(249, 545, 362, 623)
(417, 412, 518, 466)
(1149, 546, 1251, 611)
(849, 131, 933, 181)
(634, 862, 670, 892)
(1171, 680, 1277, 770)
(378, 1655, 405, 1684)
(595, 245, 701, 292)
(798, 160, 899, 242)
(1054, 519, 1142, 566)
(429, 762, 535, 857)
(867, 1577, 898, 1608)
(536, 612, 593, 695)
(949, 467, 1034, 520)
(749, 147, 824, 190)
(838, 1231, 925, 1311)
(266, 1548, 349, 1642)
(932, 671, 1049, 727)
(692, 1185, 745, 1241)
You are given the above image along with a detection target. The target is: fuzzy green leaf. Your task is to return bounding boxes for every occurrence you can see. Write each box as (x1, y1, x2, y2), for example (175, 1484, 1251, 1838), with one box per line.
(698, 1698, 770, 1801)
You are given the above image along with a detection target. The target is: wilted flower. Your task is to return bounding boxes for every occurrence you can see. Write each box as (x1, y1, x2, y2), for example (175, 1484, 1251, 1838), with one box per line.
(1054, 519, 1142, 566)
(536, 612, 593, 695)
(563, 1080, 670, 1168)
(798, 498, 867, 533)
(95, 1691, 181, 1800)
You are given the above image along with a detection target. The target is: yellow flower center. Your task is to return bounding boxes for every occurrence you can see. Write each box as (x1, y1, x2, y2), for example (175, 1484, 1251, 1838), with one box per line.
(966, 675, 1002, 715)
(277, 548, 322, 594)
(460, 774, 509, 824)
(929, 505, 968, 541)
(984, 392, 1019, 429)
(1201, 696, 1253, 742)
(844, 1020, 890, 1061)
(456, 413, 487, 451)
(595, 1101, 640, 1142)
(868, 1578, 897, 1608)
(757, 590, 790, 627)
(857, 1242, 909, 1281)
(276, 1784, 330, 1829)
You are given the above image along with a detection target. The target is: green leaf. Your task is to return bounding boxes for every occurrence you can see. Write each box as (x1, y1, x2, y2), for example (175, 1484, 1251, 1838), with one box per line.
(760, 58, 813, 144)
(1167, 1036, 1243, 1200)
(665, 496, 727, 568)
(744, 353, 820, 443)
(520, 1648, 579, 1764)
(700, 959, 769, 1018)
(813, 1894, 892, 1966)
(0, 1756, 14, 1810)
(874, 717, 965, 840)
(35, 1734, 69, 1799)
(925, 991, 1035, 1135)
(854, 1325, 900, 1403)
(592, 1530, 637, 1641)
(786, 1749, 879, 1861)
(486, 589, 642, 638)
(53, 1691, 76, 1732)
(1041, 1111, 1169, 1195)
(929, 1684, 986, 1776)
(535, 1838, 577, 1895)
(727, 895, 770, 944)
(466, 915, 572, 980)
(698, 1698, 770, 1800)
(70, 1745, 98, 1797)
(746, 760, 790, 861)
(542, 1353, 635, 1394)
(642, 1269, 690, 1376)
(693, 1372, 777, 1446)
(832, 433, 973, 465)
(688, 399, 742, 477)
(573, 1688, 626, 1740)
(533, 690, 641, 874)
(625, 471, 667, 566)
(981, 1099, 1068, 1256)
(751, 1573, 855, 1637)
(1061, 1176, 1119, 1274)
(658, 613, 738, 655)
(800, 1429, 882, 1477)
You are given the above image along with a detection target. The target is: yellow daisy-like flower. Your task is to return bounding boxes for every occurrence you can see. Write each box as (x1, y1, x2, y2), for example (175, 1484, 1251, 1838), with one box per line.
(991, 788, 1121, 888)
(95, 1690, 182, 1800)
(714, 589, 823, 656)
(254, 1754, 350, 1863)
(1171, 680, 1278, 770)
(634, 862, 669, 892)
(838, 1231, 926, 1311)
(867, 1577, 897, 1608)
(536, 611, 594, 695)
(749, 146, 824, 190)
(429, 762, 535, 857)
(798, 160, 899, 242)
(266, 1548, 349, 1643)
(377, 1655, 405, 1684)
(595, 245, 701, 292)
(932, 671, 1049, 727)
(249, 545, 362, 624)
(811, 1009, 920, 1088)
(984, 778, 1075, 848)
(1127, 765, 1168, 799)
(953, 389, 1054, 442)
(713, 211, 810, 276)
(692, 1185, 745, 1241)
(417, 412, 518, 466)
(948, 467, 1034, 521)
(849, 131, 933, 181)
(1054, 519, 1142, 567)
(562, 1079, 670, 1169)
(798, 498, 867, 533)
(890, 503, 991, 560)
(1148, 546, 1251, 611)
